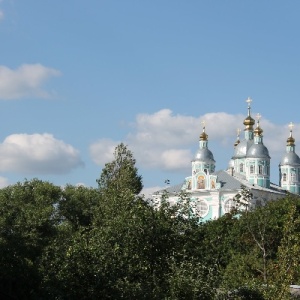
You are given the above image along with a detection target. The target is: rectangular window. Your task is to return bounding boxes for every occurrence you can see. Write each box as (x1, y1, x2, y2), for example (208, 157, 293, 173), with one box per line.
(239, 163, 244, 173)
(291, 173, 296, 182)
(258, 165, 263, 174)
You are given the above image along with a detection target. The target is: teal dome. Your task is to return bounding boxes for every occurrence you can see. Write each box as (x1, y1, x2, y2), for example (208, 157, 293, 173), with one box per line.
(247, 143, 270, 159)
(280, 152, 300, 165)
(232, 140, 254, 159)
(193, 148, 215, 163)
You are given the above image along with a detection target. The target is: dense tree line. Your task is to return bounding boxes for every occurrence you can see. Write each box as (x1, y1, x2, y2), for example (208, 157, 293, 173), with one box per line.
(0, 143, 300, 299)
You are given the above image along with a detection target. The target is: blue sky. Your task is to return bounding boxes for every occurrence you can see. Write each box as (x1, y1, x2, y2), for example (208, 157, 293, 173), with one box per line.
(0, 1, 300, 195)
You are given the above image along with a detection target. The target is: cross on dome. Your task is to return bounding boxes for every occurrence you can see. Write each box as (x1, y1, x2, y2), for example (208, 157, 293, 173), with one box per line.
(199, 120, 208, 141)
(246, 97, 252, 107)
(256, 113, 261, 121)
(285, 122, 295, 146)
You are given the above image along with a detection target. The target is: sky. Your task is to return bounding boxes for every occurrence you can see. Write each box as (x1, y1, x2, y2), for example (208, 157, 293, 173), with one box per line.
(0, 1, 300, 196)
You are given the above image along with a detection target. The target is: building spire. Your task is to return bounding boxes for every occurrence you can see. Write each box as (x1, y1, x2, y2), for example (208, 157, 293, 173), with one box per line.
(254, 113, 263, 136)
(199, 120, 208, 141)
(287, 122, 295, 146)
(243, 97, 255, 131)
(246, 97, 252, 116)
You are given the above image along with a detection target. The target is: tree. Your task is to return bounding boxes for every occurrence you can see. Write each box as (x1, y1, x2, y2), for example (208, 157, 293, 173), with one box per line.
(0, 179, 61, 299)
(265, 203, 300, 300)
(221, 194, 300, 297)
(59, 184, 101, 230)
(96, 143, 143, 195)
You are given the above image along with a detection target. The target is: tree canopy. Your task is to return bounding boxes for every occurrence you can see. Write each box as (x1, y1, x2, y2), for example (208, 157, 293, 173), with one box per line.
(0, 144, 300, 299)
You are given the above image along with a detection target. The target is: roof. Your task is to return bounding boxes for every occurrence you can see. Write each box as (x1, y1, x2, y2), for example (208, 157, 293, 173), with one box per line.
(153, 182, 184, 195)
(153, 170, 287, 196)
(214, 170, 243, 190)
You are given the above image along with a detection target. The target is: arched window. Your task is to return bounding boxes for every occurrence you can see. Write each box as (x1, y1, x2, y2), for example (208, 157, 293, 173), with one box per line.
(250, 165, 254, 174)
(239, 163, 244, 173)
(224, 199, 236, 213)
(282, 173, 287, 182)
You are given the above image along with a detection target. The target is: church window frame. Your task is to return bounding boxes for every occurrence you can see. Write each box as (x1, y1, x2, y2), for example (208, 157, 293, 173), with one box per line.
(197, 200, 209, 218)
(282, 173, 287, 182)
(258, 165, 263, 175)
(291, 173, 296, 183)
(239, 163, 244, 173)
(266, 165, 270, 175)
(250, 165, 254, 174)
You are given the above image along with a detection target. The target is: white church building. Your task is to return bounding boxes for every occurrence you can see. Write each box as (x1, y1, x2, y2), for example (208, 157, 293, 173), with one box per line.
(154, 98, 300, 221)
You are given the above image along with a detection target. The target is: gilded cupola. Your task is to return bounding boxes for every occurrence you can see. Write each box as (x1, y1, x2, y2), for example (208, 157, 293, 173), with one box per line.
(199, 121, 208, 141)
(287, 122, 295, 146)
(243, 97, 255, 130)
(254, 113, 263, 136)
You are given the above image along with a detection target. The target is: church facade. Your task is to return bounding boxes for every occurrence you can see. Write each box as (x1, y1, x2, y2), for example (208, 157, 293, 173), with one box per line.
(154, 98, 300, 221)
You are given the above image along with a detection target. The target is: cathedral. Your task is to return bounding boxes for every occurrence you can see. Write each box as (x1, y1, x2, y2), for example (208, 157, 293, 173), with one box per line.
(154, 98, 300, 221)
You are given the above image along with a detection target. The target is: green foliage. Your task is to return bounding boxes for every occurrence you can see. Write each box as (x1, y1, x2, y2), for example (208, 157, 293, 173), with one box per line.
(0, 179, 61, 298)
(59, 185, 101, 229)
(96, 143, 143, 195)
(167, 255, 218, 300)
(2, 146, 300, 299)
(264, 203, 300, 300)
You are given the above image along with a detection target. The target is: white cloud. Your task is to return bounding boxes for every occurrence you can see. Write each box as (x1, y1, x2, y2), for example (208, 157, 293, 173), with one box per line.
(0, 176, 9, 188)
(89, 138, 119, 166)
(0, 133, 83, 174)
(89, 109, 299, 175)
(0, 64, 61, 100)
(126, 110, 244, 171)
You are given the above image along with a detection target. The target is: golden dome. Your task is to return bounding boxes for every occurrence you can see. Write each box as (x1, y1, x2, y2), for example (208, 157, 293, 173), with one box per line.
(199, 121, 208, 141)
(243, 115, 255, 128)
(244, 97, 255, 130)
(287, 135, 295, 146)
(254, 125, 263, 136)
(200, 130, 208, 141)
(287, 122, 295, 146)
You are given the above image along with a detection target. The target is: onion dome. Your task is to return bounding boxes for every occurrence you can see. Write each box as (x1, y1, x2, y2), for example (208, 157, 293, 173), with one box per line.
(254, 126, 263, 136)
(254, 113, 263, 136)
(281, 152, 300, 165)
(233, 139, 254, 158)
(194, 121, 215, 163)
(247, 144, 270, 158)
(199, 126, 208, 141)
(280, 122, 300, 165)
(243, 97, 255, 130)
(194, 148, 215, 162)
(287, 122, 295, 146)
(287, 135, 295, 146)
